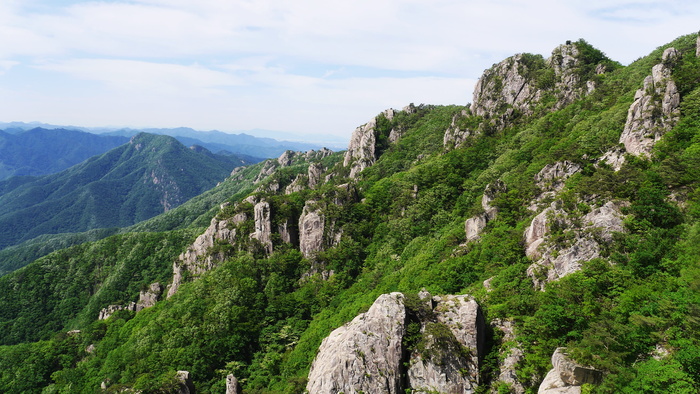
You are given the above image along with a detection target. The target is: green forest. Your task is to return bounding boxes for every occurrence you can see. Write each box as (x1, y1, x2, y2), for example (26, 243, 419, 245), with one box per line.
(1, 34, 700, 393)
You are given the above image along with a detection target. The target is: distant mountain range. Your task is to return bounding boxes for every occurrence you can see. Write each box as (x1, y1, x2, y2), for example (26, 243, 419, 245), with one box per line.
(0, 121, 346, 154)
(0, 133, 246, 250)
(0, 128, 129, 180)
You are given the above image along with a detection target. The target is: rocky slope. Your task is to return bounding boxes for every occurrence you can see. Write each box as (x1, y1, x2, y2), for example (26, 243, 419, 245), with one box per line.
(1, 33, 700, 394)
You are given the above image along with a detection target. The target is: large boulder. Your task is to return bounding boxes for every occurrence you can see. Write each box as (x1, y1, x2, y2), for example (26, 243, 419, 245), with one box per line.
(538, 348, 602, 394)
(307, 292, 485, 394)
(306, 292, 407, 394)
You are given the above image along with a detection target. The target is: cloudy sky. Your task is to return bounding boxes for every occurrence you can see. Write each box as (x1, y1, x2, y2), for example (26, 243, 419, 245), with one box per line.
(1, 0, 699, 143)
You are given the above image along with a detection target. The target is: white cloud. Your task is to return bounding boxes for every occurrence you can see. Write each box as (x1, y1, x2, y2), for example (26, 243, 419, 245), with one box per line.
(2, 0, 700, 140)
(34, 59, 242, 95)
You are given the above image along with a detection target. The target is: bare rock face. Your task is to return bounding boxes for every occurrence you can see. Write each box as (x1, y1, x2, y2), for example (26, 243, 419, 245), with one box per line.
(250, 200, 273, 254)
(443, 109, 472, 149)
(306, 292, 407, 394)
(254, 160, 278, 184)
(491, 319, 525, 394)
(525, 201, 625, 289)
(343, 109, 395, 179)
(407, 324, 476, 394)
(136, 283, 162, 312)
(464, 181, 506, 241)
(226, 374, 240, 394)
(308, 163, 323, 189)
(307, 292, 485, 394)
(619, 47, 680, 157)
(98, 303, 136, 320)
(168, 214, 243, 298)
(538, 348, 602, 394)
(465, 214, 488, 242)
(284, 174, 306, 194)
(299, 201, 325, 259)
(599, 148, 626, 171)
(535, 161, 582, 193)
(547, 43, 585, 109)
(175, 370, 195, 394)
(344, 120, 376, 178)
(471, 54, 542, 127)
(278, 150, 296, 166)
(278, 218, 297, 245)
(431, 295, 484, 381)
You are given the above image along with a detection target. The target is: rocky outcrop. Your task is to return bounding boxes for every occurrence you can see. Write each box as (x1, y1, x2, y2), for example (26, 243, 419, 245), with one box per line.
(547, 43, 602, 109)
(308, 163, 323, 189)
(535, 161, 582, 193)
(136, 282, 162, 312)
(284, 174, 306, 194)
(471, 54, 542, 127)
(98, 303, 136, 320)
(250, 200, 273, 254)
(491, 319, 525, 394)
(168, 213, 244, 298)
(465, 181, 506, 241)
(443, 109, 472, 149)
(538, 348, 602, 394)
(254, 160, 278, 184)
(465, 214, 488, 242)
(299, 201, 325, 259)
(599, 148, 626, 171)
(226, 374, 241, 394)
(175, 370, 195, 394)
(525, 201, 625, 289)
(306, 292, 484, 394)
(416, 294, 483, 387)
(618, 47, 680, 157)
(306, 292, 407, 394)
(278, 218, 297, 245)
(98, 283, 162, 319)
(278, 150, 295, 166)
(343, 108, 400, 178)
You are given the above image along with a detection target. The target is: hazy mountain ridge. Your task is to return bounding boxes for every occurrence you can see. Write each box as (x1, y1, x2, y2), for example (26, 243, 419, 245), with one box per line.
(0, 128, 129, 181)
(0, 122, 344, 158)
(1, 33, 700, 393)
(0, 133, 247, 251)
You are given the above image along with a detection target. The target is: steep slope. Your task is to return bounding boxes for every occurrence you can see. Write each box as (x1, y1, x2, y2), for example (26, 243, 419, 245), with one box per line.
(1, 33, 700, 393)
(0, 128, 128, 180)
(0, 133, 249, 251)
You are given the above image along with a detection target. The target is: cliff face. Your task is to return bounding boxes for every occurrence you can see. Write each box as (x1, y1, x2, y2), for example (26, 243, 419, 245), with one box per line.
(307, 291, 485, 394)
(6, 33, 700, 394)
(618, 47, 681, 158)
(445, 40, 613, 149)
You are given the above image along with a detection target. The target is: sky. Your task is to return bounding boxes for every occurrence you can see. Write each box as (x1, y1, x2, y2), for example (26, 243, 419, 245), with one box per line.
(1, 0, 699, 144)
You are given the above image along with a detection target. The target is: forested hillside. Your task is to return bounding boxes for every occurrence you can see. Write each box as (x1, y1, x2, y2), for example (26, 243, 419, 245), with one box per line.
(1, 34, 700, 393)
(0, 128, 128, 180)
(0, 133, 250, 259)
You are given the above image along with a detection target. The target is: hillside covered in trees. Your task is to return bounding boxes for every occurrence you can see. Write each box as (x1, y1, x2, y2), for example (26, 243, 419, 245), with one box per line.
(1, 33, 700, 393)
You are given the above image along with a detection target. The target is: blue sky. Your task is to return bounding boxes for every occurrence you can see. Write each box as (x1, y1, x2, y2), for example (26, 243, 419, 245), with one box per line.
(1, 0, 699, 143)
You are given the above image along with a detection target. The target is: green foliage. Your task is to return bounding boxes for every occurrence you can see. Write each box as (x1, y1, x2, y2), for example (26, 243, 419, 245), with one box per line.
(2, 32, 700, 394)
(0, 133, 239, 252)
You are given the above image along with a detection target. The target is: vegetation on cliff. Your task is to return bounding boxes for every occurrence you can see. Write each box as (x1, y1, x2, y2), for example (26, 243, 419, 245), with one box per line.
(1, 33, 700, 393)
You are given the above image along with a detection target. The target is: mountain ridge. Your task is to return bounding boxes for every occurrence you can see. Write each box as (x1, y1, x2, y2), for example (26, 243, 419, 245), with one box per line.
(0, 133, 249, 251)
(0, 33, 699, 393)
